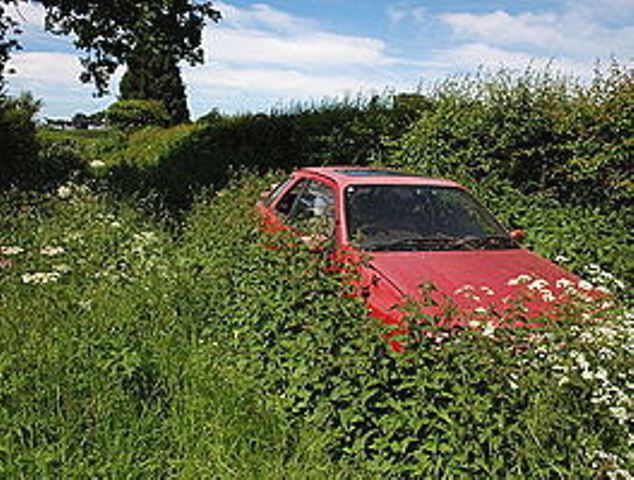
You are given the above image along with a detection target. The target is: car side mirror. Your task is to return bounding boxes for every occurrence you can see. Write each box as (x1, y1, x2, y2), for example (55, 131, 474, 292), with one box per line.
(510, 229, 525, 242)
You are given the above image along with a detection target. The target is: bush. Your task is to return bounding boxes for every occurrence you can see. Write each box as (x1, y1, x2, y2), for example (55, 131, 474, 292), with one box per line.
(0, 92, 41, 187)
(106, 95, 427, 209)
(387, 66, 633, 294)
(105, 99, 170, 131)
(390, 64, 633, 211)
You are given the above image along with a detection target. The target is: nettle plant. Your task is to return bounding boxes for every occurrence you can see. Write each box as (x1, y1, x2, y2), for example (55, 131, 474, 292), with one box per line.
(346, 279, 631, 478)
(235, 225, 632, 477)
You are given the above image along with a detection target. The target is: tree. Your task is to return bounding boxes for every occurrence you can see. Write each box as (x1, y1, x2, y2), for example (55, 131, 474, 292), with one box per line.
(0, 0, 22, 85)
(1, 1, 220, 124)
(38, 0, 221, 96)
(119, 43, 190, 125)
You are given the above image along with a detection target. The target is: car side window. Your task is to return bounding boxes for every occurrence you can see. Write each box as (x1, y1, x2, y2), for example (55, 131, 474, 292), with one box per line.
(288, 180, 336, 237)
(264, 178, 292, 206)
(275, 179, 307, 215)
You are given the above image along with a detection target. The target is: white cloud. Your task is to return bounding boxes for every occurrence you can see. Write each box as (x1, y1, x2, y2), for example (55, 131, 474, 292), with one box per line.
(440, 8, 634, 59)
(186, 2, 414, 113)
(6, 0, 630, 119)
(215, 1, 316, 33)
(421, 43, 591, 76)
(185, 64, 391, 97)
(387, 4, 426, 25)
(207, 28, 396, 68)
(7, 52, 83, 86)
(5, 2, 46, 28)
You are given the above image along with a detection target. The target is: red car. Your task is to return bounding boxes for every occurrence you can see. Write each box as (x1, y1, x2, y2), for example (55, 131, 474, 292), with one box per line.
(256, 167, 583, 342)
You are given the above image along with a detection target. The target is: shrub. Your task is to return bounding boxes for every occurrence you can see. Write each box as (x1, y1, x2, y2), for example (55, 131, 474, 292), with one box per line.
(390, 64, 633, 211)
(0, 92, 41, 187)
(105, 99, 170, 131)
(0, 176, 346, 478)
(106, 95, 427, 210)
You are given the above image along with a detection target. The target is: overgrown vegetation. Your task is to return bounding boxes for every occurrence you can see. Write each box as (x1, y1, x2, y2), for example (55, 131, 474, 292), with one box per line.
(1, 65, 632, 477)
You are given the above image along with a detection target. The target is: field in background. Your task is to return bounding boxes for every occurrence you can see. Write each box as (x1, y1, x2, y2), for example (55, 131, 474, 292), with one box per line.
(1, 66, 632, 477)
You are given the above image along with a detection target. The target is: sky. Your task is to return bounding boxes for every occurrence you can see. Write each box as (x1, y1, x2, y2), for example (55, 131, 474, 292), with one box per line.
(5, 0, 634, 119)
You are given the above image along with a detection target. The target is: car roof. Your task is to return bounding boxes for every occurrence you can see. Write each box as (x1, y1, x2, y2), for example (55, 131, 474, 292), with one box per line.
(298, 166, 464, 189)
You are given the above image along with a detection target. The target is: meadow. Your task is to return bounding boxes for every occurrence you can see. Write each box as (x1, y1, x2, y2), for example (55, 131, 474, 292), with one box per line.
(0, 66, 632, 477)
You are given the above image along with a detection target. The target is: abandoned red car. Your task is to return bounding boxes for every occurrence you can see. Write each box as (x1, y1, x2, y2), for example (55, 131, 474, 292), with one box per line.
(256, 167, 584, 341)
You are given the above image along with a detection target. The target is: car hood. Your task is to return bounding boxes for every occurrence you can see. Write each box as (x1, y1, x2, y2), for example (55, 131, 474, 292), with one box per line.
(368, 248, 578, 308)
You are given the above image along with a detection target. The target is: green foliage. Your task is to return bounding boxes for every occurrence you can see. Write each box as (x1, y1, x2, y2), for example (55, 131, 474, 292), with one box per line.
(0, 177, 343, 478)
(163, 175, 634, 477)
(0, 92, 40, 186)
(120, 44, 190, 125)
(0, 0, 21, 82)
(197, 107, 222, 124)
(105, 99, 170, 131)
(106, 95, 424, 208)
(391, 65, 633, 211)
(39, 0, 221, 95)
(1, 172, 631, 477)
(4, 63, 632, 477)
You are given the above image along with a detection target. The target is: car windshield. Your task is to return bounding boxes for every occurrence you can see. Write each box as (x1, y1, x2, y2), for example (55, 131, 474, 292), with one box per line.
(345, 185, 517, 251)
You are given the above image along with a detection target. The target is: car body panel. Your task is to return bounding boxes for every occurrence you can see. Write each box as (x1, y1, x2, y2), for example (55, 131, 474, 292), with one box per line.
(256, 166, 580, 334)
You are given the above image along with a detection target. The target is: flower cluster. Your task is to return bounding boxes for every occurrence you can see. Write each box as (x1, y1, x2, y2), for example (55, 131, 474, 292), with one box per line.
(0, 246, 24, 255)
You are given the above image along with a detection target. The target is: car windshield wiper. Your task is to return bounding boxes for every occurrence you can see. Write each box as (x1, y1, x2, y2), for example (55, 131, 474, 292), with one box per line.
(365, 234, 516, 252)
(365, 236, 464, 251)
(454, 234, 517, 249)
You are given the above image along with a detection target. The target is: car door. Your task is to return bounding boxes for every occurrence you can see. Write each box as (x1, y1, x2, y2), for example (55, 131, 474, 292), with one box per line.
(279, 178, 336, 246)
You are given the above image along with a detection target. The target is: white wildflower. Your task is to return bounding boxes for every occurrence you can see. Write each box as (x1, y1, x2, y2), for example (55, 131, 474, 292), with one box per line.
(556, 278, 574, 289)
(111, 221, 122, 228)
(609, 406, 629, 424)
(56, 185, 72, 199)
(540, 289, 556, 303)
(40, 246, 65, 257)
(595, 367, 609, 382)
(89, 160, 106, 169)
(554, 255, 570, 263)
(578, 280, 594, 291)
(581, 369, 594, 381)
(480, 286, 495, 296)
(454, 284, 475, 295)
(598, 271, 614, 280)
(527, 279, 549, 291)
(22, 271, 61, 285)
(482, 324, 496, 337)
(507, 274, 533, 286)
(52, 264, 71, 274)
(473, 307, 487, 314)
(0, 246, 24, 255)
